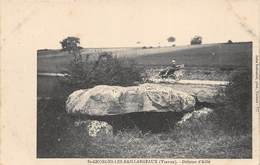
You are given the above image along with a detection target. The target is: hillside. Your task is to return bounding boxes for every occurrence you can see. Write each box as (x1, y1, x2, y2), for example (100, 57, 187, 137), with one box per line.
(135, 42, 252, 67)
(37, 42, 252, 73)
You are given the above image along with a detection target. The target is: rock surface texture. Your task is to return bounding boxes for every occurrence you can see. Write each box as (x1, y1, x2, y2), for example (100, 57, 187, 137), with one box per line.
(161, 84, 224, 104)
(176, 107, 214, 127)
(74, 120, 113, 137)
(66, 83, 196, 116)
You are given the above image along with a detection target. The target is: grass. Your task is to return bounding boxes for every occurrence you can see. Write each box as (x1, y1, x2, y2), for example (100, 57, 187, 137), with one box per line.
(37, 98, 252, 158)
(98, 129, 251, 158)
(134, 42, 252, 67)
(37, 42, 252, 73)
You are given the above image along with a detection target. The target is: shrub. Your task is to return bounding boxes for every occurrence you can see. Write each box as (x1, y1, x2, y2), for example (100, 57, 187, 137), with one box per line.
(214, 69, 252, 133)
(58, 50, 143, 96)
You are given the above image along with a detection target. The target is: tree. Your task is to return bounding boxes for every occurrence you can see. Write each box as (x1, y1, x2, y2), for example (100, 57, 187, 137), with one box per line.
(60, 36, 80, 52)
(167, 36, 176, 43)
(191, 35, 202, 45)
(227, 40, 233, 44)
(167, 36, 176, 47)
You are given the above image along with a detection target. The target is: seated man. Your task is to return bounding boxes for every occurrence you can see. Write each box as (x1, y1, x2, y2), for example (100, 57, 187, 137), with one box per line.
(159, 60, 179, 78)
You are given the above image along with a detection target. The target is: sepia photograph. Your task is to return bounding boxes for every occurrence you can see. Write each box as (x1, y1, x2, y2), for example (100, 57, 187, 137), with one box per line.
(1, 0, 259, 164)
(36, 0, 254, 158)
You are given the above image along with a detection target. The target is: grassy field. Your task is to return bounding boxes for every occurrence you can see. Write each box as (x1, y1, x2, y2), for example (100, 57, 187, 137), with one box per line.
(37, 42, 252, 73)
(37, 42, 252, 97)
(135, 42, 252, 67)
(37, 98, 252, 158)
(37, 42, 252, 158)
(37, 70, 252, 158)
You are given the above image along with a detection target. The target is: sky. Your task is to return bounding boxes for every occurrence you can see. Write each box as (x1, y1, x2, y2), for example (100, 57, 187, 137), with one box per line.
(2, 0, 259, 49)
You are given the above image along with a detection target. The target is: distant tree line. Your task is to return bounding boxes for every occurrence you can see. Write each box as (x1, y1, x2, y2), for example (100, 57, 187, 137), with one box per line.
(60, 35, 206, 50)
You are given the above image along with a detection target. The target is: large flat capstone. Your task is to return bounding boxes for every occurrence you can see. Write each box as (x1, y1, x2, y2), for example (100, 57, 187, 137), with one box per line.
(66, 83, 196, 116)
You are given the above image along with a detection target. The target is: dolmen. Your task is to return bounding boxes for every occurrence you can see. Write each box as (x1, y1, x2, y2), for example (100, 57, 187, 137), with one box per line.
(66, 83, 214, 137)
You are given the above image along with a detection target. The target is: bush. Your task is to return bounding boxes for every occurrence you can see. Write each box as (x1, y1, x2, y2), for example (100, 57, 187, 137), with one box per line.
(191, 35, 202, 45)
(58, 50, 143, 96)
(214, 69, 252, 133)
